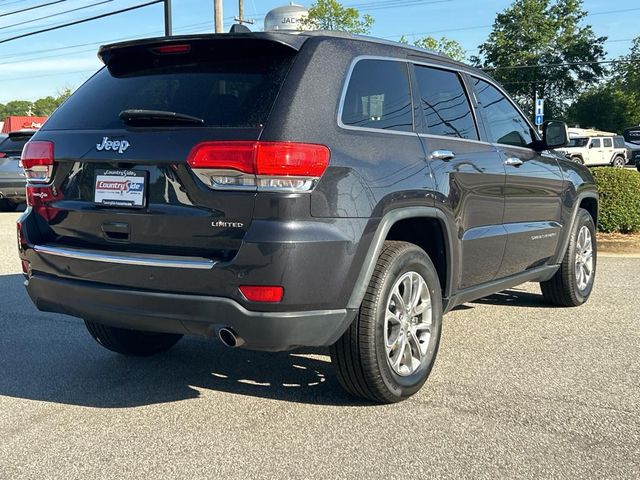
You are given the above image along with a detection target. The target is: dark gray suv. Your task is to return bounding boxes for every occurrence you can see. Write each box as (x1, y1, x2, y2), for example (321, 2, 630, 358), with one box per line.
(17, 32, 598, 403)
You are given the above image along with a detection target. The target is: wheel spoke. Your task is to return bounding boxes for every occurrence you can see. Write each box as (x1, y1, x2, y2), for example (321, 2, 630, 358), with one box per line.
(410, 275, 423, 312)
(408, 329, 424, 363)
(401, 276, 413, 311)
(391, 290, 406, 313)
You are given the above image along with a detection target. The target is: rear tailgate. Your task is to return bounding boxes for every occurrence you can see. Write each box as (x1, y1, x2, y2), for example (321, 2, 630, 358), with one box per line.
(29, 36, 299, 260)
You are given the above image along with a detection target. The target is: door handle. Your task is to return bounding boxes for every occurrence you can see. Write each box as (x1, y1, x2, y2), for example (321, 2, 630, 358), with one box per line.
(430, 150, 456, 161)
(504, 157, 524, 167)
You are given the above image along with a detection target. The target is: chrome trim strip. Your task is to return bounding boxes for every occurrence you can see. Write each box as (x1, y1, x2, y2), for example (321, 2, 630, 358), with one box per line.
(33, 244, 216, 270)
(418, 133, 494, 148)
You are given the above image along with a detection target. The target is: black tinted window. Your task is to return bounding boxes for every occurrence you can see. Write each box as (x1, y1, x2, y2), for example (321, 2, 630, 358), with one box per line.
(0, 136, 31, 155)
(341, 60, 413, 132)
(414, 66, 477, 140)
(591, 138, 601, 148)
(603, 138, 612, 148)
(44, 48, 294, 130)
(474, 79, 534, 148)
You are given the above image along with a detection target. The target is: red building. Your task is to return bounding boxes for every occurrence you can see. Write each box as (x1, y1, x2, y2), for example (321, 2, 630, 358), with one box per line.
(1, 116, 48, 133)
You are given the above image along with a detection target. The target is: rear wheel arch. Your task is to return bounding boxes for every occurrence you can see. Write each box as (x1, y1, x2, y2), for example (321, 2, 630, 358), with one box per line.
(347, 207, 456, 310)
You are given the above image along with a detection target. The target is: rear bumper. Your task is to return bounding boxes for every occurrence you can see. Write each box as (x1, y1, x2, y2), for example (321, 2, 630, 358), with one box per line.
(26, 274, 357, 351)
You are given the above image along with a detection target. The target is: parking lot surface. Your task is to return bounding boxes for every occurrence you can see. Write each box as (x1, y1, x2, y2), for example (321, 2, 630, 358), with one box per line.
(0, 211, 638, 479)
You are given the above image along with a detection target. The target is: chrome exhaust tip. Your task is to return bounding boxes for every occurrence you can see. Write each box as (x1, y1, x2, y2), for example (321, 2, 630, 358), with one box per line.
(218, 327, 244, 348)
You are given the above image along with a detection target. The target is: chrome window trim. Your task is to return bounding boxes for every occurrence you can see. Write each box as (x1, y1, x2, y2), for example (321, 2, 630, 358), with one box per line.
(33, 244, 216, 270)
(337, 55, 417, 137)
(337, 55, 483, 141)
(417, 133, 494, 148)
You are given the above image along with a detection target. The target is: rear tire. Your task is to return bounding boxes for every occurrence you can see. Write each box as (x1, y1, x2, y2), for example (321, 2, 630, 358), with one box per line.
(331, 241, 443, 404)
(571, 156, 584, 165)
(84, 321, 183, 356)
(612, 155, 625, 168)
(0, 199, 18, 212)
(540, 209, 596, 307)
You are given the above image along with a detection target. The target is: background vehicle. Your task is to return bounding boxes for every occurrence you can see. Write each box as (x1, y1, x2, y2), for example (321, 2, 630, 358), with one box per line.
(0, 130, 34, 211)
(557, 135, 627, 167)
(17, 32, 598, 403)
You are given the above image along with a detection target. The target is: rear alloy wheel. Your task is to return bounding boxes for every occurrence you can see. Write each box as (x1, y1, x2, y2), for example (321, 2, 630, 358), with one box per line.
(331, 241, 443, 403)
(84, 321, 183, 356)
(612, 156, 626, 168)
(541, 208, 596, 306)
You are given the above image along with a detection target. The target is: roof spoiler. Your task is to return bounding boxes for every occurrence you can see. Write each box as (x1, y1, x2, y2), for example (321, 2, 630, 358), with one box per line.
(98, 33, 306, 66)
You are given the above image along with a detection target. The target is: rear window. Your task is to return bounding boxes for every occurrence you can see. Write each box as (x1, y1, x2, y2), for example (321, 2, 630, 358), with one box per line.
(43, 45, 295, 130)
(0, 136, 31, 155)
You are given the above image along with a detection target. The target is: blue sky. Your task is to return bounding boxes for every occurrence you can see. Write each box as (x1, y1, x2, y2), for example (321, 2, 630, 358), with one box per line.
(0, 0, 638, 104)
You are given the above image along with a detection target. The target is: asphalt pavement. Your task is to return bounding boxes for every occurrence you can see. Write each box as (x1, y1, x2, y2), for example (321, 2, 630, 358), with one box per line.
(0, 211, 638, 479)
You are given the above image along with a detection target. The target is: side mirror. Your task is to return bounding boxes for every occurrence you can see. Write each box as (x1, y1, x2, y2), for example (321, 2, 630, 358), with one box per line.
(542, 120, 569, 149)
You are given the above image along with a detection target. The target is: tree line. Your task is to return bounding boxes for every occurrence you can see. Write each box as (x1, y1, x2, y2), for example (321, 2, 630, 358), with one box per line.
(0, 87, 72, 119)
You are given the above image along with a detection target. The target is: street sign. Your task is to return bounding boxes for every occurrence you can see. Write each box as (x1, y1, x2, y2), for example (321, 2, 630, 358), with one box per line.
(535, 98, 544, 126)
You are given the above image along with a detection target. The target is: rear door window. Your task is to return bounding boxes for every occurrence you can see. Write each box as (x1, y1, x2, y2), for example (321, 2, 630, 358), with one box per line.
(603, 138, 613, 148)
(591, 138, 601, 148)
(474, 78, 535, 148)
(341, 59, 413, 132)
(413, 65, 478, 140)
(43, 46, 295, 130)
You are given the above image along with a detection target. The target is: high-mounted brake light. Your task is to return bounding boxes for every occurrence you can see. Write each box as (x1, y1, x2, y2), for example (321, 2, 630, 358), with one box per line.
(21, 141, 54, 183)
(152, 44, 191, 55)
(239, 285, 284, 303)
(187, 141, 330, 192)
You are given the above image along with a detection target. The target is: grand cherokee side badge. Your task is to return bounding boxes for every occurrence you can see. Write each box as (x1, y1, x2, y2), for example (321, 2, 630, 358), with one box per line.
(96, 137, 130, 154)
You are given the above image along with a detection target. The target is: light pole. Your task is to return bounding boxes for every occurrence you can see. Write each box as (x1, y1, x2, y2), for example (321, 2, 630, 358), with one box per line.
(164, 0, 172, 36)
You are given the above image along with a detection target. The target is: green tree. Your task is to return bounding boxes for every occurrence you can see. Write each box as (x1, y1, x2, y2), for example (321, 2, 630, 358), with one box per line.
(566, 87, 636, 132)
(302, 0, 374, 34)
(0, 88, 74, 120)
(399, 35, 466, 62)
(566, 36, 640, 132)
(474, 0, 606, 120)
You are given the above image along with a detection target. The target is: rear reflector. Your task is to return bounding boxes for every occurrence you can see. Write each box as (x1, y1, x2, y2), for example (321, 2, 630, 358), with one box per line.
(187, 141, 330, 192)
(21, 141, 54, 183)
(239, 285, 284, 303)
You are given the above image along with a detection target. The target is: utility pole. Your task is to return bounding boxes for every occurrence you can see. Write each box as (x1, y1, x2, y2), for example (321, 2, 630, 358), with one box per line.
(214, 0, 223, 33)
(234, 0, 254, 25)
(164, 0, 172, 36)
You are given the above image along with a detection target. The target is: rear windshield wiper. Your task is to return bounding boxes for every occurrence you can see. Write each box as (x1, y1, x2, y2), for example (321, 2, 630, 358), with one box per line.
(119, 109, 205, 126)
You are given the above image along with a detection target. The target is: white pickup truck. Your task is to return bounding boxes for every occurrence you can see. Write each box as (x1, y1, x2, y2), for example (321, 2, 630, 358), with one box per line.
(556, 135, 627, 167)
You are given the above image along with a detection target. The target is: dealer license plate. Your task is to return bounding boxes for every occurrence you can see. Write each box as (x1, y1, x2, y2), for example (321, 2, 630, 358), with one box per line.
(94, 169, 147, 208)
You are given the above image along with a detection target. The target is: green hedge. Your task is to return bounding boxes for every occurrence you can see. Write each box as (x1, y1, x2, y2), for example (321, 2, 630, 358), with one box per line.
(591, 167, 640, 233)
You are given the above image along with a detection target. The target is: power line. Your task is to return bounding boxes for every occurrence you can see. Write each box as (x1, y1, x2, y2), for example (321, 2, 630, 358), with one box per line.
(484, 59, 640, 72)
(0, 0, 164, 45)
(384, 7, 640, 40)
(1, 0, 113, 31)
(0, 0, 66, 18)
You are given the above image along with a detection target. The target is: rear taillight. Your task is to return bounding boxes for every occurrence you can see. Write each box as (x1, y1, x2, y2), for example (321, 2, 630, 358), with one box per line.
(187, 141, 330, 192)
(21, 141, 54, 183)
(0, 152, 6, 158)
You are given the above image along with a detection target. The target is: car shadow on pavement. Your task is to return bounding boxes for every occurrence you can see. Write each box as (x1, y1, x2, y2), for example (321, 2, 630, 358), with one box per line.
(471, 289, 558, 309)
(0, 274, 371, 408)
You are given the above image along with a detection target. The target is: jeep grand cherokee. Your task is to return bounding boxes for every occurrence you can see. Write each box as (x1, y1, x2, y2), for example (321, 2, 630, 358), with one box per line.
(17, 32, 598, 403)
